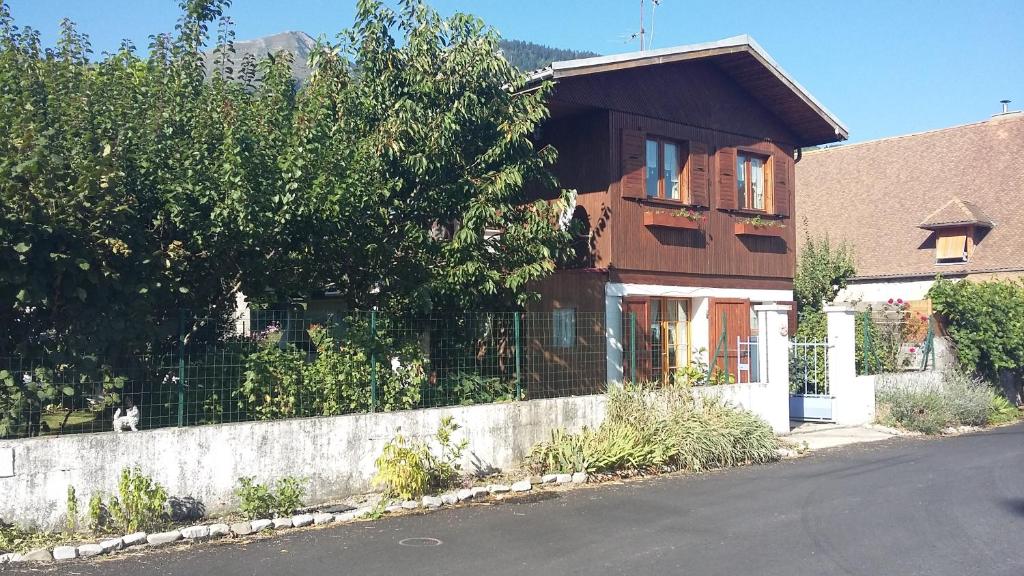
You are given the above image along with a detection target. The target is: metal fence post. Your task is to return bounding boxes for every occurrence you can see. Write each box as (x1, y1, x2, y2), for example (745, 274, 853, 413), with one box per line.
(629, 312, 636, 384)
(370, 310, 378, 413)
(177, 309, 186, 427)
(514, 312, 522, 400)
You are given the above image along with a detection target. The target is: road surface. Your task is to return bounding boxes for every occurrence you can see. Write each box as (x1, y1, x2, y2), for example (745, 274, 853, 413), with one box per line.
(18, 423, 1024, 576)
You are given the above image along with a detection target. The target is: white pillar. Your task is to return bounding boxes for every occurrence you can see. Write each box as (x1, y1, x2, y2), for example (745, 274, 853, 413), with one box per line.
(826, 304, 874, 425)
(753, 304, 791, 434)
(690, 297, 710, 365)
(605, 290, 623, 387)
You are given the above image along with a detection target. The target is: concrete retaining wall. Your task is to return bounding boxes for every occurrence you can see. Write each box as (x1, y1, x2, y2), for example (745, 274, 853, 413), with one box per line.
(693, 382, 789, 433)
(0, 395, 607, 531)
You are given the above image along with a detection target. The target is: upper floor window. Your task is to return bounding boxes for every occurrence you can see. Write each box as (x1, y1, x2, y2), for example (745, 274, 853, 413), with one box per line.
(935, 227, 972, 264)
(737, 153, 767, 211)
(645, 138, 685, 201)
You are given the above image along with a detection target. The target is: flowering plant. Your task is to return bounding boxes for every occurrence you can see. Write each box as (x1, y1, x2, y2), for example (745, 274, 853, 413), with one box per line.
(673, 207, 707, 223)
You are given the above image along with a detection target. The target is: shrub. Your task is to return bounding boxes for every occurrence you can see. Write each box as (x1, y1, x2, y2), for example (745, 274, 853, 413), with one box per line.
(373, 416, 468, 500)
(876, 370, 1013, 434)
(235, 476, 307, 520)
(528, 380, 779, 475)
(65, 486, 79, 534)
(989, 395, 1019, 425)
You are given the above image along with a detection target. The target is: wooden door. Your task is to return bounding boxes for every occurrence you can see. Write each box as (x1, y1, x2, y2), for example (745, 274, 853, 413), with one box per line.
(622, 298, 650, 382)
(708, 298, 751, 377)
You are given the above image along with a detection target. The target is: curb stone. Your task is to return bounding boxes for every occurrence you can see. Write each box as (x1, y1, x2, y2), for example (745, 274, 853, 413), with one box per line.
(273, 518, 293, 529)
(146, 530, 182, 547)
(123, 532, 148, 547)
(441, 493, 459, 506)
(401, 500, 419, 510)
(470, 486, 490, 499)
(571, 472, 588, 484)
(0, 553, 12, 564)
(251, 519, 273, 532)
(511, 480, 532, 492)
(209, 524, 231, 538)
(291, 514, 314, 528)
(13, 548, 53, 563)
(230, 522, 254, 536)
(78, 543, 104, 557)
(100, 538, 124, 553)
(181, 525, 210, 540)
(555, 473, 572, 484)
(541, 474, 559, 484)
(313, 513, 335, 525)
(488, 484, 510, 494)
(52, 546, 78, 561)
(422, 496, 443, 508)
(457, 488, 475, 501)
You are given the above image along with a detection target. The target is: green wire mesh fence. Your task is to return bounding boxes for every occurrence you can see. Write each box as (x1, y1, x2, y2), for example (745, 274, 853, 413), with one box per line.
(1, 310, 610, 439)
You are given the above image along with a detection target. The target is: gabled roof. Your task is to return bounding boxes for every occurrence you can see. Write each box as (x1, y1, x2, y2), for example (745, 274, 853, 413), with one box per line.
(796, 112, 1024, 280)
(918, 198, 994, 230)
(527, 35, 848, 146)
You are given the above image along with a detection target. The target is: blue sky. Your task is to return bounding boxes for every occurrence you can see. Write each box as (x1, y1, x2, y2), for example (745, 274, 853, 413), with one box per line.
(7, 0, 1023, 143)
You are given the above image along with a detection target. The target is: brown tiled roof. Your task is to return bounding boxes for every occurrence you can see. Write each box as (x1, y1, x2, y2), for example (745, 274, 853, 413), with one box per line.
(918, 198, 994, 229)
(795, 112, 1024, 280)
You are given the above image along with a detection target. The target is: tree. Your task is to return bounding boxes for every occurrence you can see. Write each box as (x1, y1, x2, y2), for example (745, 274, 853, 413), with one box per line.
(0, 0, 571, 362)
(793, 226, 856, 312)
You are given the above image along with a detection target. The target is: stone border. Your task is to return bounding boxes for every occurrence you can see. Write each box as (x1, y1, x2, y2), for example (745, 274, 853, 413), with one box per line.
(0, 473, 588, 565)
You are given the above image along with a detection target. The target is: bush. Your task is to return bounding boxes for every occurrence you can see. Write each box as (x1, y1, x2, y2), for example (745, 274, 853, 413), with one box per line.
(85, 467, 169, 534)
(235, 476, 307, 520)
(372, 416, 468, 500)
(929, 278, 1024, 383)
(236, 320, 424, 420)
(527, 380, 779, 475)
(876, 370, 1015, 434)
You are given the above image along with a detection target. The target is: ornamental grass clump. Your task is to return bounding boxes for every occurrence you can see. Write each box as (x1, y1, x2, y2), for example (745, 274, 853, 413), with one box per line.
(528, 379, 780, 475)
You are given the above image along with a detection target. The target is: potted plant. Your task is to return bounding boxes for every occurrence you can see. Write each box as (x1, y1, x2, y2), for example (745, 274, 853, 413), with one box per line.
(734, 215, 785, 237)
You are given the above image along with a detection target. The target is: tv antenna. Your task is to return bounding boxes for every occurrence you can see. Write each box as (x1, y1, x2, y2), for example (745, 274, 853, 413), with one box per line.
(634, 0, 663, 51)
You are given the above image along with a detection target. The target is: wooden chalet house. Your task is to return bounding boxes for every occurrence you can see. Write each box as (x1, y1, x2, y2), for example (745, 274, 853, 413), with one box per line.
(523, 36, 847, 390)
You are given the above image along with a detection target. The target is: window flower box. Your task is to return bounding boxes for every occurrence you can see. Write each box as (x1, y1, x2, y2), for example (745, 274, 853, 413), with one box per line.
(643, 210, 702, 230)
(734, 221, 785, 237)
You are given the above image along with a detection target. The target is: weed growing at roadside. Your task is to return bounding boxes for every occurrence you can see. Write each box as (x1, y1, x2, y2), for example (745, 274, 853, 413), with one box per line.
(235, 476, 307, 519)
(876, 370, 1017, 434)
(373, 416, 469, 500)
(65, 486, 79, 534)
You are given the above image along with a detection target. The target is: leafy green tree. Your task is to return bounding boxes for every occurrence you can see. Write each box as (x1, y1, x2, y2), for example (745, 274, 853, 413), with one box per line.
(794, 226, 856, 312)
(0, 0, 570, 362)
(929, 278, 1024, 383)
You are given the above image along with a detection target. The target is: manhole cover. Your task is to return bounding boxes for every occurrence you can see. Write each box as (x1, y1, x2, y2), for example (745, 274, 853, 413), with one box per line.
(398, 537, 443, 547)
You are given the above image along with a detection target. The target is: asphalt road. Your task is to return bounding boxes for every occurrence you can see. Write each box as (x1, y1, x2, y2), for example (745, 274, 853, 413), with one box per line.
(16, 423, 1024, 576)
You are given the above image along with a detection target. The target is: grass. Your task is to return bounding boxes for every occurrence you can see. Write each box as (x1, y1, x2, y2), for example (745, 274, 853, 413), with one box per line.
(527, 380, 780, 476)
(0, 523, 74, 554)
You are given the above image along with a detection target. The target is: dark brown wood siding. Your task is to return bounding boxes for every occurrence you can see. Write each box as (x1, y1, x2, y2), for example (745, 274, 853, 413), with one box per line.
(607, 110, 797, 284)
(537, 111, 614, 269)
(525, 269, 608, 397)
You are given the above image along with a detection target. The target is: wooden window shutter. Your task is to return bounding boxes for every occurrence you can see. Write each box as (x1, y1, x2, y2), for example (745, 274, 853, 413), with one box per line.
(620, 129, 646, 199)
(772, 154, 792, 216)
(935, 228, 969, 260)
(622, 297, 650, 382)
(717, 147, 738, 210)
(688, 142, 710, 206)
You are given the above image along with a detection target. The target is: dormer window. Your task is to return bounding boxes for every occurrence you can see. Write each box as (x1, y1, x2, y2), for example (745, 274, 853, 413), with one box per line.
(935, 226, 972, 264)
(918, 198, 994, 266)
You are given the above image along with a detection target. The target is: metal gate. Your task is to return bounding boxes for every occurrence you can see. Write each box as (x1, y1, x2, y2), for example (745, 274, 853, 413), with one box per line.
(789, 340, 833, 422)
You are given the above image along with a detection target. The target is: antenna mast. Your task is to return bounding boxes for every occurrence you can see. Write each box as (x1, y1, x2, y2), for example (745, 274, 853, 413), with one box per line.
(639, 0, 645, 51)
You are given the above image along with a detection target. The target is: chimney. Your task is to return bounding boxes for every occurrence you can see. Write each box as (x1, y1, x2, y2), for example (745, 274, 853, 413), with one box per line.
(1000, 100, 1011, 114)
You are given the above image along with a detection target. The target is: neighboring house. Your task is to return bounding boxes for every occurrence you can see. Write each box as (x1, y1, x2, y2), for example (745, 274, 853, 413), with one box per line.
(796, 108, 1024, 305)
(523, 35, 847, 390)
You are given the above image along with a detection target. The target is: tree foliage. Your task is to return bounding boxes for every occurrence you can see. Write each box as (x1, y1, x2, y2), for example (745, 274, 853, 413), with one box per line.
(496, 39, 599, 72)
(0, 0, 570, 360)
(929, 277, 1024, 382)
(793, 227, 856, 312)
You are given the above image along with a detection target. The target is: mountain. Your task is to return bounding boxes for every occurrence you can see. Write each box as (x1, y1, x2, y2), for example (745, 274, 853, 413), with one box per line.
(497, 39, 600, 72)
(205, 32, 599, 82)
(204, 31, 318, 82)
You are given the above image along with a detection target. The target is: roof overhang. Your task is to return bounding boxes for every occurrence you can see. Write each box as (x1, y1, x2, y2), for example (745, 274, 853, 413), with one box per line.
(527, 35, 848, 147)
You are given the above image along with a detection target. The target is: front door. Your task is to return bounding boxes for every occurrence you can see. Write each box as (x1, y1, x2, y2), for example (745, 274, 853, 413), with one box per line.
(708, 298, 751, 379)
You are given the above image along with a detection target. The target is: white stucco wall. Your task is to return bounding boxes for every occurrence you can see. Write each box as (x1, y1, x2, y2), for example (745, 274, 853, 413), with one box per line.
(837, 279, 935, 303)
(0, 395, 607, 531)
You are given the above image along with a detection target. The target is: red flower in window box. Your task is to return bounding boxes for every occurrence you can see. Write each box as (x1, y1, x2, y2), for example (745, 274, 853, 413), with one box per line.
(887, 298, 894, 304)
(897, 298, 904, 304)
